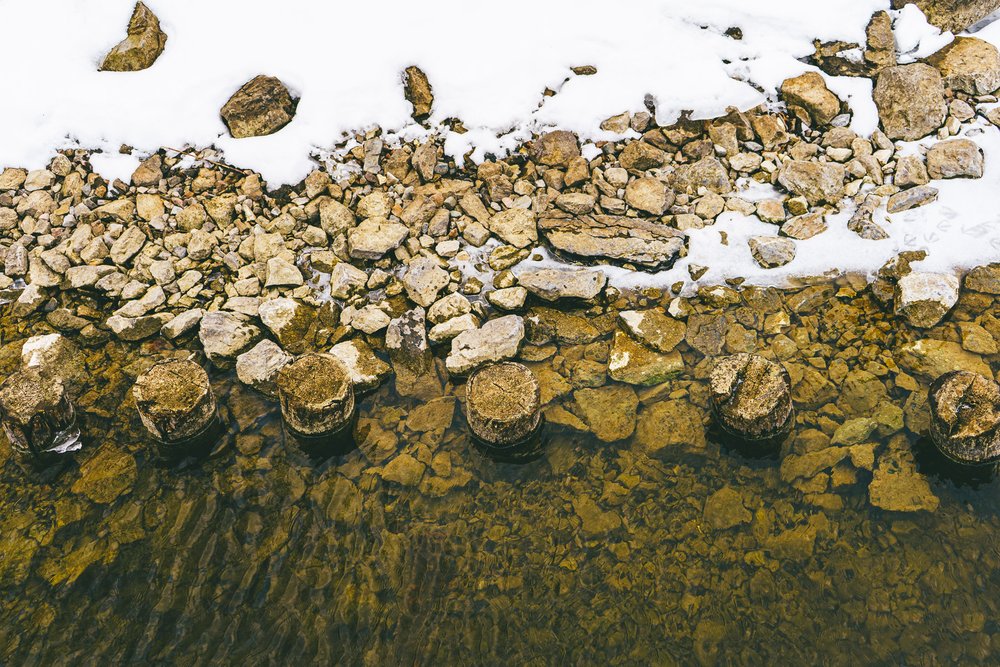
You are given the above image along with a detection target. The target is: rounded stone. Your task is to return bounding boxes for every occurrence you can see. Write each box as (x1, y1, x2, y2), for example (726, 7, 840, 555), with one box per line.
(465, 362, 541, 446)
(0, 369, 80, 458)
(133, 359, 217, 444)
(709, 354, 794, 442)
(929, 370, 1000, 465)
(276, 353, 355, 436)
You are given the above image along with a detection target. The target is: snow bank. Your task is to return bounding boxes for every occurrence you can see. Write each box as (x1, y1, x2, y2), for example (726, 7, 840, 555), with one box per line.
(0, 0, 886, 184)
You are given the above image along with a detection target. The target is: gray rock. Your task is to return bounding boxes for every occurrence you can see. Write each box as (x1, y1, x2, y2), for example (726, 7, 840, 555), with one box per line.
(198, 311, 261, 365)
(926, 139, 984, 180)
(328, 339, 391, 392)
(347, 218, 408, 259)
(538, 214, 685, 270)
(777, 160, 845, 205)
(161, 308, 204, 339)
(894, 271, 959, 328)
(106, 313, 172, 341)
(488, 208, 537, 248)
(109, 226, 146, 265)
(402, 255, 449, 307)
(887, 185, 939, 213)
(236, 339, 293, 398)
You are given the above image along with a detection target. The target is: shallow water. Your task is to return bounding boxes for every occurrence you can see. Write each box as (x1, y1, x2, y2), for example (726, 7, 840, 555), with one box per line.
(2, 279, 1000, 665)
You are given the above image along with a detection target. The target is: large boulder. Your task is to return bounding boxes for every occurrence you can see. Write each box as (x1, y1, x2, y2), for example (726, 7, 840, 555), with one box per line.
(927, 37, 1000, 96)
(99, 2, 167, 72)
(891, 0, 1000, 34)
(873, 64, 946, 141)
(445, 315, 524, 375)
(926, 139, 985, 180)
(780, 72, 842, 127)
(777, 161, 845, 206)
(221, 75, 297, 139)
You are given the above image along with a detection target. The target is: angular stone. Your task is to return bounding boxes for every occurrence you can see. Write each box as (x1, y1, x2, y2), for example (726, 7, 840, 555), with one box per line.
(236, 339, 293, 398)
(403, 65, 433, 120)
(887, 185, 939, 213)
(99, 2, 167, 72)
(964, 264, 1000, 294)
(109, 226, 146, 265)
(873, 64, 946, 141)
(198, 311, 260, 365)
(106, 313, 171, 341)
(869, 436, 939, 512)
(487, 208, 537, 248)
(531, 130, 581, 168)
(347, 218, 408, 259)
(894, 272, 959, 328)
(777, 160, 845, 206)
(329, 339, 390, 393)
(517, 267, 606, 301)
(892, 0, 1000, 35)
(703, 487, 752, 530)
(634, 400, 707, 457)
(445, 315, 524, 375)
(618, 309, 686, 353)
(221, 75, 297, 139)
(927, 37, 1000, 95)
(538, 214, 686, 270)
(671, 157, 732, 195)
(780, 212, 827, 240)
(624, 177, 674, 215)
(780, 72, 841, 126)
(749, 236, 796, 268)
(926, 139, 984, 180)
(619, 141, 666, 171)
(608, 331, 684, 385)
(897, 339, 992, 380)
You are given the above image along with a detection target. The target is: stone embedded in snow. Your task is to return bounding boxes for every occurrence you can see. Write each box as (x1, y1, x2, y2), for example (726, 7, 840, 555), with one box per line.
(221, 75, 297, 139)
(347, 218, 409, 259)
(624, 177, 674, 215)
(236, 339, 293, 398)
(487, 208, 537, 248)
(517, 267, 607, 301)
(445, 315, 524, 375)
(608, 331, 684, 386)
(895, 155, 930, 188)
(777, 160, 845, 206)
(199, 310, 261, 365)
(780, 72, 842, 127)
(538, 214, 686, 270)
(926, 139, 985, 180)
(531, 130, 581, 167)
(749, 236, 796, 269)
(99, 2, 167, 72)
(780, 212, 827, 240)
(887, 185, 939, 213)
(894, 272, 960, 328)
(265, 257, 304, 287)
(928, 370, 1000, 465)
(328, 262, 368, 299)
(873, 64, 947, 141)
(619, 309, 686, 353)
(893, 0, 1000, 34)
(926, 37, 1000, 96)
(402, 255, 449, 307)
(329, 339, 391, 393)
(402, 65, 433, 120)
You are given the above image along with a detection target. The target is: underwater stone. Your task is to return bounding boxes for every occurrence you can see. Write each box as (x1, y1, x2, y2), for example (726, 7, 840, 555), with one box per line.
(466, 362, 542, 447)
(276, 353, 354, 437)
(928, 370, 1000, 465)
(709, 353, 794, 443)
(133, 359, 218, 444)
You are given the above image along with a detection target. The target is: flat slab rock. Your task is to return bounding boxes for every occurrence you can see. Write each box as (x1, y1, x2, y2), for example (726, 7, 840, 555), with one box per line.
(517, 267, 607, 301)
(445, 315, 524, 375)
(538, 214, 686, 270)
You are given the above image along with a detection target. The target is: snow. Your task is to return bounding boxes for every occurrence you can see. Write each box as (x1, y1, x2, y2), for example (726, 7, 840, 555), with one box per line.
(3, 0, 1000, 289)
(0, 0, 886, 185)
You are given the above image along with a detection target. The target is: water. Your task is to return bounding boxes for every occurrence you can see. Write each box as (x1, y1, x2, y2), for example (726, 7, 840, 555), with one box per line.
(2, 279, 1000, 665)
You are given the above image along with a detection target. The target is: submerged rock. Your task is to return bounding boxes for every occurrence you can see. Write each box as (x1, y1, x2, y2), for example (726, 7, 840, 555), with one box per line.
(618, 309, 686, 353)
(709, 354, 794, 442)
(221, 75, 297, 139)
(99, 2, 167, 72)
(869, 435, 939, 512)
(929, 370, 1000, 465)
(571, 385, 638, 442)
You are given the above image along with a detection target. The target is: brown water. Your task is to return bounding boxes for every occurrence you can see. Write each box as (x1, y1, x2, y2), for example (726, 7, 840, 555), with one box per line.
(2, 280, 1000, 666)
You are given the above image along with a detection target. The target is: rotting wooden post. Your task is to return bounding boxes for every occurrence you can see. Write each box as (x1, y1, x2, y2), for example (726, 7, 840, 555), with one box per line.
(465, 361, 545, 463)
(0, 368, 81, 461)
(133, 359, 221, 453)
(929, 370, 1000, 467)
(709, 353, 794, 446)
(276, 352, 356, 456)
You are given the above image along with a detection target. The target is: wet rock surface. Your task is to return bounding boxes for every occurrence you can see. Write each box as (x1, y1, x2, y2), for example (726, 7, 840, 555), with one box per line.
(710, 354, 794, 442)
(929, 371, 1000, 465)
